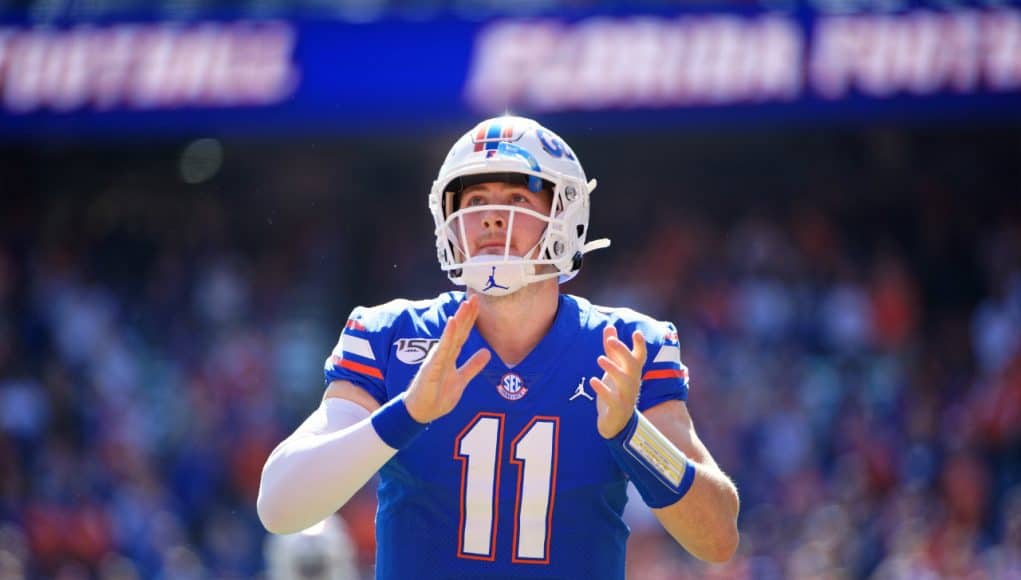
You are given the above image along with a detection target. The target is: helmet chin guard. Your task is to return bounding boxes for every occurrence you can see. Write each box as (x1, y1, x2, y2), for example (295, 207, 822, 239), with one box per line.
(460, 256, 541, 297)
(430, 116, 610, 295)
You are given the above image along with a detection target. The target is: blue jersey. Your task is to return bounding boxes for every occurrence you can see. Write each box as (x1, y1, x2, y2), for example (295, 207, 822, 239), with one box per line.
(324, 291, 690, 580)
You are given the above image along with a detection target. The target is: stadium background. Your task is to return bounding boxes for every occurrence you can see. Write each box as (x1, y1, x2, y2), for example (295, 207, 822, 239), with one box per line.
(2, 1, 1021, 578)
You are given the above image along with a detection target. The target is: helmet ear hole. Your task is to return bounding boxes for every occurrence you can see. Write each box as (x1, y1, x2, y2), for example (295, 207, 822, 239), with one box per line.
(577, 225, 585, 237)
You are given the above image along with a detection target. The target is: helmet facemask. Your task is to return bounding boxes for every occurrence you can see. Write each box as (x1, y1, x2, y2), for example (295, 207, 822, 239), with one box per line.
(440, 189, 557, 296)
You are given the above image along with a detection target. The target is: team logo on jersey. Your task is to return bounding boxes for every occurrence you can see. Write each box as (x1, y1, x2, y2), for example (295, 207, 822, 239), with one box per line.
(497, 372, 528, 400)
(394, 338, 440, 364)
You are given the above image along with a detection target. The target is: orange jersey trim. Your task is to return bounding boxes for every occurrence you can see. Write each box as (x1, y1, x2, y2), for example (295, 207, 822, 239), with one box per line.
(337, 357, 384, 380)
(641, 369, 686, 381)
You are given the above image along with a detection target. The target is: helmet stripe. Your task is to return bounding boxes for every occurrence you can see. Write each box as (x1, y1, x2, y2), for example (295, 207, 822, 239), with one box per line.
(472, 120, 518, 152)
(473, 126, 487, 152)
(483, 122, 502, 151)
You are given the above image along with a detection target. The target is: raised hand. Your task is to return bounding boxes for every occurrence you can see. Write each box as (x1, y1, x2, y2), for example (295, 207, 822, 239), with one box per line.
(590, 326, 647, 439)
(404, 295, 491, 423)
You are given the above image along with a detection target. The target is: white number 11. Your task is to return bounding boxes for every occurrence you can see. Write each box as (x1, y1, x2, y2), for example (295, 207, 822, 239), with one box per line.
(454, 413, 560, 564)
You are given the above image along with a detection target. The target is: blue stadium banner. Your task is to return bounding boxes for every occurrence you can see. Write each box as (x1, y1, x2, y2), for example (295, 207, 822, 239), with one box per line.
(1, 5, 1020, 136)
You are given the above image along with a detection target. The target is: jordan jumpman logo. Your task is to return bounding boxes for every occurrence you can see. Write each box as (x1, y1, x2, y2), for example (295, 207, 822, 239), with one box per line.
(570, 377, 594, 401)
(483, 266, 510, 292)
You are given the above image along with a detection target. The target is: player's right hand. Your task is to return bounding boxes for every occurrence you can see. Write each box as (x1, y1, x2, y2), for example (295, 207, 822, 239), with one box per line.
(404, 295, 491, 423)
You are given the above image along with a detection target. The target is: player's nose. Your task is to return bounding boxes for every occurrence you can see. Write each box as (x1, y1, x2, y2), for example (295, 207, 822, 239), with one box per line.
(481, 209, 507, 230)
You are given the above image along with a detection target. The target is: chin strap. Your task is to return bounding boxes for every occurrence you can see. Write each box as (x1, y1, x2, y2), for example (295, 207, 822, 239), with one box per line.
(582, 238, 611, 254)
(579, 179, 611, 257)
(460, 256, 534, 296)
(565, 237, 611, 276)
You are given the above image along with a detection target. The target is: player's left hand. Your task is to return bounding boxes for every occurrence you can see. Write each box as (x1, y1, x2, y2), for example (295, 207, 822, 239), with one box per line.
(590, 326, 647, 439)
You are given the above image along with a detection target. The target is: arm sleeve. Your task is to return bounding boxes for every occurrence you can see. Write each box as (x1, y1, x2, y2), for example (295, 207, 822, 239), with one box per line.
(257, 398, 397, 535)
(636, 321, 690, 412)
(323, 306, 391, 405)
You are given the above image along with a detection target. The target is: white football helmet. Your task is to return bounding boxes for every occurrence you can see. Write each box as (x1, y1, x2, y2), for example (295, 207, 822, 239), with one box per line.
(429, 116, 610, 296)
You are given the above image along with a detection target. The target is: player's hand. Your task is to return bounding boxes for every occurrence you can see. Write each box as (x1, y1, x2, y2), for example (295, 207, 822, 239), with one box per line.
(590, 326, 647, 439)
(404, 295, 491, 423)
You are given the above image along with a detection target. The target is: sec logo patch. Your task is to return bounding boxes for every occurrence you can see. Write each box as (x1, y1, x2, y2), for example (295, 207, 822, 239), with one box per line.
(497, 372, 528, 401)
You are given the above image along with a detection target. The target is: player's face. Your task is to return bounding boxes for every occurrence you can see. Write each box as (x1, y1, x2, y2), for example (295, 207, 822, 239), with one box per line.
(456, 181, 553, 259)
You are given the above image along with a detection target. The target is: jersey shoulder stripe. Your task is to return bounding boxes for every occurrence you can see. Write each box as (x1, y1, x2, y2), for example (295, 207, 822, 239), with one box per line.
(324, 292, 462, 401)
(573, 295, 691, 406)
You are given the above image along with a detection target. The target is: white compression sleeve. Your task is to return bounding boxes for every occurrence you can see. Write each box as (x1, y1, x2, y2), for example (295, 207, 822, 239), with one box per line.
(257, 398, 397, 534)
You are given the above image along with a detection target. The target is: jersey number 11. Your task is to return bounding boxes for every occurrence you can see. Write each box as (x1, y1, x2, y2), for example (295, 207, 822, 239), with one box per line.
(454, 413, 559, 564)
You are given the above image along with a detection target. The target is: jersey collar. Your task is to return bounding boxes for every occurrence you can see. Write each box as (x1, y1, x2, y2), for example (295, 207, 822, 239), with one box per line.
(455, 292, 582, 378)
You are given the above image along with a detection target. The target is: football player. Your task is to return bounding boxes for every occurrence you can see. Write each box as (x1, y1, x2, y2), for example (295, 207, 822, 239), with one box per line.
(258, 117, 740, 578)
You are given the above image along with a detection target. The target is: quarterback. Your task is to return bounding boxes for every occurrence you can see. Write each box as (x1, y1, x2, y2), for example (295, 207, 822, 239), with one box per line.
(257, 117, 740, 578)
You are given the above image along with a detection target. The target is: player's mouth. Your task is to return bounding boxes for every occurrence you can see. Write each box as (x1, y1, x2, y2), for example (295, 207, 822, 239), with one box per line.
(475, 239, 513, 255)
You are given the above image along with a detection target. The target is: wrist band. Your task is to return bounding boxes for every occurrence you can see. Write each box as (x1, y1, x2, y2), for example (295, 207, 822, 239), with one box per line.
(606, 411, 697, 508)
(371, 395, 428, 449)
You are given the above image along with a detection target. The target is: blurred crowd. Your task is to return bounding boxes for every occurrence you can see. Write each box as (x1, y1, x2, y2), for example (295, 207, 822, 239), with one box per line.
(0, 125, 1019, 579)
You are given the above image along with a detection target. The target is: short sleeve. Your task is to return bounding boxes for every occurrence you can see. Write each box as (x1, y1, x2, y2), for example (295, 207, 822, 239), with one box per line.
(323, 306, 391, 406)
(635, 321, 690, 412)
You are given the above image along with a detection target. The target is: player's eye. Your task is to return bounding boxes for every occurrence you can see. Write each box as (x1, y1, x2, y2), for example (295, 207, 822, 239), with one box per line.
(463, 196, 486, 207)
(511, 194, 529, 204)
